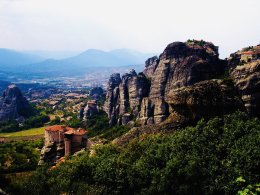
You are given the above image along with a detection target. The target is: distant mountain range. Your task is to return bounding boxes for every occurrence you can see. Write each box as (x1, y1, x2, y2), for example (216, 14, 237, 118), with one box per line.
(25, 50, 81, 60)
(0, 48, 155, 77)
(0, 48, 44, 68)
(0, 80, 10, 93)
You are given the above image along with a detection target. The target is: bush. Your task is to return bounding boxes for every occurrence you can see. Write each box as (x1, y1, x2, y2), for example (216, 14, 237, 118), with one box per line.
(85, 111, 130, 141)
(85, 111, 109, 137)
(0, 139, 43, 173)
(20, 111, 260, 195)
(22, 115, 50, 129)
(66, 115, 82, 128)
(0, 114, 50, 133)
(0, 121, 19, 133)
(49, 116, 61, 125)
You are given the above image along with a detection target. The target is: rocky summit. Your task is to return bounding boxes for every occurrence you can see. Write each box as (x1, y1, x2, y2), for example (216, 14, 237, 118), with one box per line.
(0, 84, 32, 122)
(104, 40, 260, 126)
(229, 45, 260, 117)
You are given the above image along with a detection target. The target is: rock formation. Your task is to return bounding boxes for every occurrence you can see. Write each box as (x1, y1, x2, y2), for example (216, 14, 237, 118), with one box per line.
(104, 40, 260, 126)
(143, 56, 159, 78)
(104, 70, 150, 125)
(0, 84, 32, 122)
(79, 100, 99, 120)
(83, 100, 99, 119)
(104, 73, 121, 125)
(228, 45, 260, 117)
(164, 79, 244, 123)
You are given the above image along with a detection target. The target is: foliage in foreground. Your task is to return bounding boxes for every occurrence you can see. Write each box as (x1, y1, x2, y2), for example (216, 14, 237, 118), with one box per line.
(0, 139, 43, 173)
(85, 111, 130, 141)
(10, 112, 260, 194)
(0, 114, 50, 133)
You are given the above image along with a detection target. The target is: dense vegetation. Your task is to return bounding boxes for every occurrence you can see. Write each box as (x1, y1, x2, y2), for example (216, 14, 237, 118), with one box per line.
(0, 114, 50, 133)
(85, 111, 130, 141)
(44, 110, 129, 141)
(0, 139, 43, 173)
(7, 111, 259, 195)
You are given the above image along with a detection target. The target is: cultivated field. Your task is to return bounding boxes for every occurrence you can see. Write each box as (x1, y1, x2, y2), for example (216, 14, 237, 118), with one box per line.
(0, 127, 45, 142)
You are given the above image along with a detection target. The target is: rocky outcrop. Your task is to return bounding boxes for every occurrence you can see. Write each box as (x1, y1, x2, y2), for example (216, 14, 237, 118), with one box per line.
(104, 73, 121, 125)
(104, 70, 149, 125)
(83, 100, 99, 119)
(165, 79, 244, 123)
(38, 142, 57, 165)
(0, 85, 32, 122)
(105, 40, 260, 127)
(143, 56, 159, 78)
(143, 41, 227, 124)
(79, 100, 99, 120)
(228, 46, 260, 117)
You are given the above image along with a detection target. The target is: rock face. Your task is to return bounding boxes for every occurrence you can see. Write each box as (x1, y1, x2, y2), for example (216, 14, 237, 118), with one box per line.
(104, 73, 121, 125)
(38, 142, 58, 165)
(165, 79, 244, 123)
(0, 85, 31, 122)
(105, 40, 260, 126)
(228, 45, 260, 117)
(79, 100, 99, 120)
(143, 56, 159, 78)
(83, 100, 99, 119)
(104, 70, 149, 125)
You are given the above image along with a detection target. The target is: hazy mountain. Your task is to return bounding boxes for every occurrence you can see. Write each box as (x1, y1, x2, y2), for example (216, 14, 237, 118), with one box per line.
(25, 50, 82, 60)
(0, 48, 155, 79)
(109, 48, 154, 64)
(18, 49, 155, 76)
(0, 49, 44, 69)
(0, 80, 10, 94)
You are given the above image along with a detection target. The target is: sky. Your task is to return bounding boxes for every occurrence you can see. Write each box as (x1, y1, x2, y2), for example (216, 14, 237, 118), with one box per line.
(0, 0, 259, 58)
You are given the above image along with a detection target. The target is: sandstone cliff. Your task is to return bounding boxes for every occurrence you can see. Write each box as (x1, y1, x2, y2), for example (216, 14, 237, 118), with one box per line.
(0, 84, 32, 122)
(228, 45, 260, 117)
(104, 40, 259, 126)
(104, 70, 150, 125)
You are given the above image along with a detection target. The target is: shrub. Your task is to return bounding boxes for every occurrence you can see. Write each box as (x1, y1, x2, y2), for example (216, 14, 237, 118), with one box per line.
(20, 111, 260, 194)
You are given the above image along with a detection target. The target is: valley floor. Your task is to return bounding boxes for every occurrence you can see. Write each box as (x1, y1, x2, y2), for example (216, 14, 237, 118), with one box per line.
(0, 127, 45, 142)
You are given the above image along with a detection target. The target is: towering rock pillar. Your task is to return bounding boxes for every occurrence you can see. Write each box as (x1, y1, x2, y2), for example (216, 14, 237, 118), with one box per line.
(0, 84, 32, 122)
(104, 73, 121, 125)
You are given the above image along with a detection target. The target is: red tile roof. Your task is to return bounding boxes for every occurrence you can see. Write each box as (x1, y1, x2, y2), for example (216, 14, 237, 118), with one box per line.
(242, 51, 255, 55)
(65, 128, 86, 136)
(45, 125, 76, 132)
(242, 50, 260, 55)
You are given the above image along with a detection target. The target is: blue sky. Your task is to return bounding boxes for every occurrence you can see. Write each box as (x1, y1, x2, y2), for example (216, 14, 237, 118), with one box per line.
(0, 0, 259, 58)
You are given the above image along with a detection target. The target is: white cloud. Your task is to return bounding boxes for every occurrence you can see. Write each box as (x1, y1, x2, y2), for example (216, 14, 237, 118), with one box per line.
(0, 0, 259, 58)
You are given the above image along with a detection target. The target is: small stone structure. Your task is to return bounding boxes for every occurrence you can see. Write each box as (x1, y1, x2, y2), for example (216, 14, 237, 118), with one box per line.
(39, 125, 89, 165)
(240, 46, 260, 62)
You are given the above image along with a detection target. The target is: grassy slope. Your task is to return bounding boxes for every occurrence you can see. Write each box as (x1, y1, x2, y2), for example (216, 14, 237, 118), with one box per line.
(0, 127, 45, 138)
